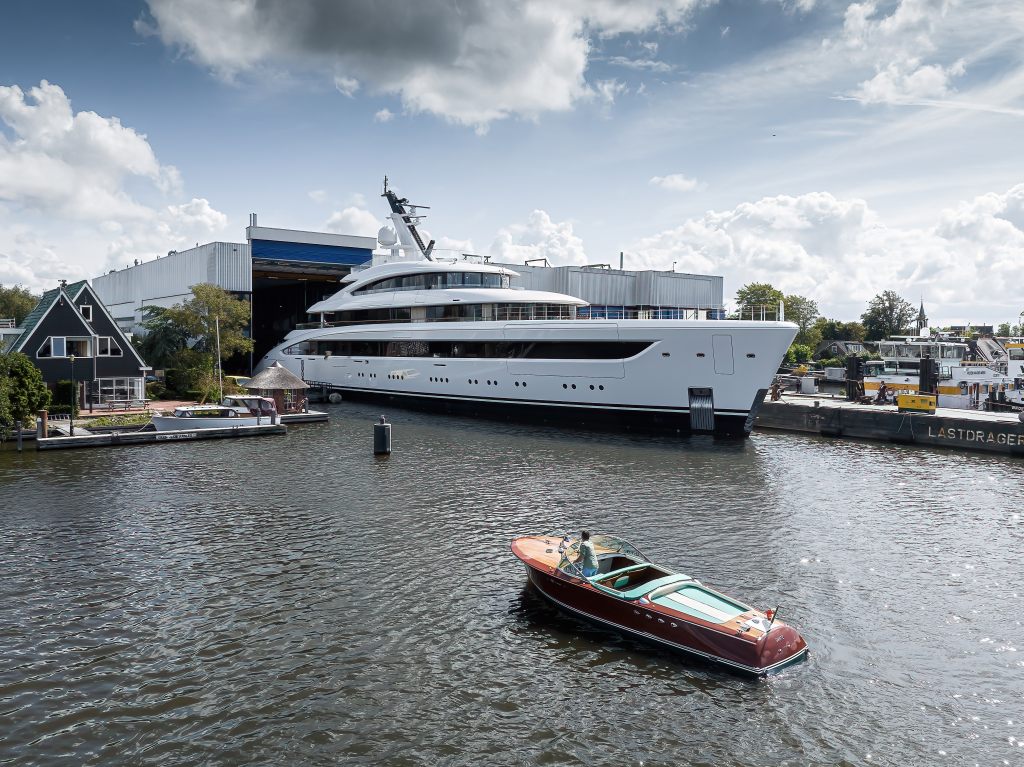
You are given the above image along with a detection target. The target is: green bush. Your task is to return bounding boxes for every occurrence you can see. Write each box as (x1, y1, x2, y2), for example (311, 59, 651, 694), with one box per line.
(146, 381, 167, 400)
(52, 379, 80, 417)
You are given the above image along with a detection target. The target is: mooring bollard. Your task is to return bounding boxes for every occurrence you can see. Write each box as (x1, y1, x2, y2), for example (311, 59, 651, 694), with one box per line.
(374, 415, 392, 455)
(37, 410, 47, 439)
(15, 420, 22, 452)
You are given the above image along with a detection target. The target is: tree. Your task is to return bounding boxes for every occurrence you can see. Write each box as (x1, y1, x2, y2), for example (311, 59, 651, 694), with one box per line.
(0, 352, 51, 437)
(136, 306, 190, 369)
(861, 291, 916, 341)
(784, 294, 819, 346)
(814, 318, 866, 342)
(163, 284, 253, 361)
(997, 322, 1012, 337)
(734, 282, 785, 320)
(735, 283, 785, 310)
(0, 284, 40, 325)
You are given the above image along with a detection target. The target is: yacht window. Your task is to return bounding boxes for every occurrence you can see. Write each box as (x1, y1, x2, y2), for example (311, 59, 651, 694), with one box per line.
(1009, 348, 1024, 360)
(481, 274, 501, 288)
(463, 273, 482, 287)
(283, 340, 315, 355)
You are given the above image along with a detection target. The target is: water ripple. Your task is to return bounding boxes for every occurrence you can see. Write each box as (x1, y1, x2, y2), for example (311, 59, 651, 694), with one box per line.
(1, 402, 1022, 765)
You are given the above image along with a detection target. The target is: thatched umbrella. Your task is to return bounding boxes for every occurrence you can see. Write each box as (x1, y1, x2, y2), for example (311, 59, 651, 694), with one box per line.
(245, 361, 309, 412)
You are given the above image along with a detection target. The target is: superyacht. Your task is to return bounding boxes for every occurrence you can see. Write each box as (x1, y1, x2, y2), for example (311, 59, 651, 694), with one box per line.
(255, 182, 796, 436)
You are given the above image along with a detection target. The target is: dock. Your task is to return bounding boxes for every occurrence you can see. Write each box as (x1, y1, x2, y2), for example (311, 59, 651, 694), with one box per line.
(37, 423, 287, 451)
(756, 394, 1024, 456)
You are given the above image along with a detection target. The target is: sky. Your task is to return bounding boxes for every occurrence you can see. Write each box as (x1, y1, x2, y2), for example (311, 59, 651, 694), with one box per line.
(1, 0, 1023, 325)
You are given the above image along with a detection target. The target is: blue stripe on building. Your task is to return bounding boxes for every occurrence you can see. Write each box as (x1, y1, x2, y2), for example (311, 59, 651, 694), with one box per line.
(250, 239, 373, 265)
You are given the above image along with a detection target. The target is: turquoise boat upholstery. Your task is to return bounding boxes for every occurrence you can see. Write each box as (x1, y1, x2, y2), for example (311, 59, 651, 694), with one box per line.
(650, 583, 749, 624)
(590, 571, 693, 600)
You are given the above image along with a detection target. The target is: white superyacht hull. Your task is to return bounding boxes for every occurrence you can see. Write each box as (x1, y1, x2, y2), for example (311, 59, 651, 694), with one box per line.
(257, 319, 796, 436)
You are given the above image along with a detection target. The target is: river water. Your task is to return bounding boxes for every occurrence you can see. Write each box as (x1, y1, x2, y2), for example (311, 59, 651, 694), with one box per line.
(1, 402, 1022, 766)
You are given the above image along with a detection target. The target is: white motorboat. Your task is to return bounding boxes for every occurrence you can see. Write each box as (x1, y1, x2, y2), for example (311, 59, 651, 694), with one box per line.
(255, 181, 797, 436)
(151, 397, 278, 431)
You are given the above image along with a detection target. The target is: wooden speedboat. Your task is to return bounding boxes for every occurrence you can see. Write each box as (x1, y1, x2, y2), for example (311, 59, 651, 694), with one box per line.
(511, 533, 808, 675)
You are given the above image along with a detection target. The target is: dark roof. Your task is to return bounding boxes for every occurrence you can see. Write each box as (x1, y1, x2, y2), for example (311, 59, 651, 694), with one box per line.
(13, 287, 61, 351)
(245, 361, 309, 390)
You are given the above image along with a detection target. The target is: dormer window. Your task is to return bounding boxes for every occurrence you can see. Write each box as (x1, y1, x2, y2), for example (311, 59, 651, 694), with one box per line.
(81, 305, 92, 321)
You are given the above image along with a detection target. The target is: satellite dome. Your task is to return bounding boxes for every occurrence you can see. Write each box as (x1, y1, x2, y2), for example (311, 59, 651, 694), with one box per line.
(377, 226, 398, 247)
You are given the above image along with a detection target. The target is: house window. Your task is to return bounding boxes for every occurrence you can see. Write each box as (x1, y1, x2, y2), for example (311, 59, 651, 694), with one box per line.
(97, 337, 123, 356)
(80, 305, 93, 321)
(38, 336, 65, 358)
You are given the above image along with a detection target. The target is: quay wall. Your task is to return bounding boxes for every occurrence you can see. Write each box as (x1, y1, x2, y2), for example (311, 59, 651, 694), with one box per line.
(757, 401, 1024, 456)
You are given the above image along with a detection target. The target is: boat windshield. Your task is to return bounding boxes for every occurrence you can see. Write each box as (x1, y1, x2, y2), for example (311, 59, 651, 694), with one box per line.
(556, 533, 650, 574)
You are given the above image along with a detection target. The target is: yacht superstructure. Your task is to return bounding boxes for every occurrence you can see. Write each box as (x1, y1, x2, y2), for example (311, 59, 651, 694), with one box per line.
(255, 181, 797, 436)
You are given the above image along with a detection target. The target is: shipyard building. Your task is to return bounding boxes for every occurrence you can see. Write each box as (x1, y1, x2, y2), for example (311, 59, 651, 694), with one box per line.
(91, 220, 724, 372)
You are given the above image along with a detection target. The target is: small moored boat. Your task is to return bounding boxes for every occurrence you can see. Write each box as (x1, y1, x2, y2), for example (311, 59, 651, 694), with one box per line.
(511, 532, 808, 675)
(151, 396, 278, 431)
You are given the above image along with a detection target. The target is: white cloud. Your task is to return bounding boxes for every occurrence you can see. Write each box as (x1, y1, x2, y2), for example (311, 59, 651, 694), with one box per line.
(854, 57, 966, 104)
(324, 206, 382, 237)
(607, 56, 673, 73)
(308, 189, 328, 204)
(650, 173, 699, 192)
(594, 79, 628, 106)
(138, 0, 708, 129)
(0, 80, 178, 220)
(625, 186, 1024, 323)
(0, 80, 229, 288)
(374, 108, 395, 123)
(333, 75, 360, 97)
(166, 197, 228, 231)
(490, 210, 588, 266)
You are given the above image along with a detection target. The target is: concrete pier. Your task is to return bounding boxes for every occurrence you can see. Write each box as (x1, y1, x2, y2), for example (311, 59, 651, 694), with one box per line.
(756, 394, 1024, 456)
(37, 423, 287, 451)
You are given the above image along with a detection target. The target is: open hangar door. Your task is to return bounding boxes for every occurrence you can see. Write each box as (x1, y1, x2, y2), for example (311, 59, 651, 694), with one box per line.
(250, 259, 351, 369)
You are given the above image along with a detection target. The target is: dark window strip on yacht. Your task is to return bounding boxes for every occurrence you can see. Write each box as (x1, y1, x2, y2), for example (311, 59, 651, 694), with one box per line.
(352, 271, 510, 294)
(314, 303, 577, 326)
(283, 339, 653, 360)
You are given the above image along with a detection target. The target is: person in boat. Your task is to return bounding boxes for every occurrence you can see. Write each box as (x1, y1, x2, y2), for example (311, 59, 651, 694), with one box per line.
(575, 531, 599, 577)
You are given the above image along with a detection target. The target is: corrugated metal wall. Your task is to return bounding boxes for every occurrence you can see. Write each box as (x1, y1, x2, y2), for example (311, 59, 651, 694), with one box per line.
(495, 263, 723, 310)
(91, 242, 252, 330)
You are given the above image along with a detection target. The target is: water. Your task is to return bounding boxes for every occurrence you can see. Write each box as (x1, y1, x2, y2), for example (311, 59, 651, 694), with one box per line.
(1, 402, 1022, 766)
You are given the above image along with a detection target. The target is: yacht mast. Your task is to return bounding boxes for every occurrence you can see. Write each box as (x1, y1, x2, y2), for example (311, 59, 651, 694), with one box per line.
(382, 176, 435, 260)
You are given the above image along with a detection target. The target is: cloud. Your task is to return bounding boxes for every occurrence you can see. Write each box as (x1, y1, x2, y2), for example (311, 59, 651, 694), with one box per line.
(0, 80, 229, 288)
(333, 75, 360, 97)
(138, 0, 707, 129)
(838, 0, 969, 105)
(594, 79, 628, 106)
(650, 173, 699, 192)
(625, 186, 1024, 323)
(374, 108, 395, 123)
(490, 210, 588, 266)
(0, 80, 179, 219)
(324, 206, 382, 237)
(854, 57, 966, 104)
(607, 56, 673, 73)
(308, 189, 328, 204)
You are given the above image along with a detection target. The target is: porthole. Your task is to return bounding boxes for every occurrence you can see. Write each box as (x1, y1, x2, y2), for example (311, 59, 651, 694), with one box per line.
(589, 384, 595, 390)
(468, 379, 472, 384)
(662, 352, 671, 357)
(515, 381, 520, 387)
(746, 353, 756, 358)
(598, 385, 604, 391)
(697, 353, 706, 358)
(523, 382, 527, 388)
(474, 379, 479, 385)
(562, 383, 568, 389)
(486, 380, 491, 385)
(571, 384, 577, 390)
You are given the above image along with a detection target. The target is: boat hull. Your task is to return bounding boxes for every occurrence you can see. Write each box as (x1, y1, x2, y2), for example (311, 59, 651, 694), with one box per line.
(522, 563, 807, 676)
(151, 415, 265, 431)
(259, 319, 794, 437)
(334, 385, 757, 436)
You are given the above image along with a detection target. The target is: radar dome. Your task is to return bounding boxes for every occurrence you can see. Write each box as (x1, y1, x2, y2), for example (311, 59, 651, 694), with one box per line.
(377, 226, 398, 247)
